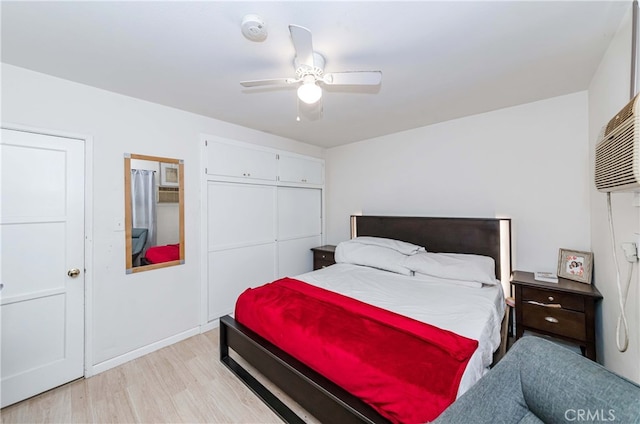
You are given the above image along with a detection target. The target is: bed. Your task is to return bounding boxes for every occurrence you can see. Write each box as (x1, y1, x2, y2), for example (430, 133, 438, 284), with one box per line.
(219, 215, 511, 424)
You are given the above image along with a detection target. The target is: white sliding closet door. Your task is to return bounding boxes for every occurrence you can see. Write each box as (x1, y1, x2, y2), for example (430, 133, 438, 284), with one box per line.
(209, 244, 275, 319)
(203, 136, 325, 322)
(207, 182, 276, 320)
(277, 187, 322, 278)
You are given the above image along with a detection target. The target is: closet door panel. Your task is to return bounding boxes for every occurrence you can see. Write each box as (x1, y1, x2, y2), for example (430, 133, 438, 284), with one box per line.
(208, 243, 276, 320)
(208, 182, 276, 249)
(206, 140, 277, 181)
(277, 187, 322, 240)
(278, 154, 324, 185)
(277, 235, 322, 278)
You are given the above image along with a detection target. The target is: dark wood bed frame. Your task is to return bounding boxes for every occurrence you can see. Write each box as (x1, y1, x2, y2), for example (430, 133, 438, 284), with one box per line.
(220, 215, 512, 424)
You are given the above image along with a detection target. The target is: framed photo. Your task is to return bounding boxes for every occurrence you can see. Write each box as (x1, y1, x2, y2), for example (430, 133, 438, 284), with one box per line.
(557, 248, 593, 284)
(160, 162, 179, 187)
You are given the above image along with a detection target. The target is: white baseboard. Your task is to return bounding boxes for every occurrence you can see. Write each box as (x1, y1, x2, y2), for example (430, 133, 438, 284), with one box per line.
(200, 318, 220, 333)
(88, 327, 201, 376)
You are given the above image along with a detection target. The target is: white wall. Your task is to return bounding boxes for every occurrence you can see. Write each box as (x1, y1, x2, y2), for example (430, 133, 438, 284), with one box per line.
(156, 203, 180, 246)
(1, 64, 322, 372)
(326, 92, 591, 278)
(588, 9, 640, 382)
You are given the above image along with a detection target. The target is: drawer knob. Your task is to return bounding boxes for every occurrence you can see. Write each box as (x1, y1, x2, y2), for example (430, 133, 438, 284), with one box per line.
(321, 254, 326, 259)
(545, 316, 559, 324)
(548, 296, 554, 301)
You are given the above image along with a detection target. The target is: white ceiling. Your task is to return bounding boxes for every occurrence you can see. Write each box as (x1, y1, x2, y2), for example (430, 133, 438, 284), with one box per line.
(0, 1, 631, 148)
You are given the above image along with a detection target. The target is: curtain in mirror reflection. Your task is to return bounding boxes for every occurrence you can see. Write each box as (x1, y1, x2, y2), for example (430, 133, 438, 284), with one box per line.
(130, 169, 156, 266)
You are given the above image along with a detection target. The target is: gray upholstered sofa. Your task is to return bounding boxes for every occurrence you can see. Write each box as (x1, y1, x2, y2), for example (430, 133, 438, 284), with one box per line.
(131, 227, 148, 264)
(434, 336, 640, 423)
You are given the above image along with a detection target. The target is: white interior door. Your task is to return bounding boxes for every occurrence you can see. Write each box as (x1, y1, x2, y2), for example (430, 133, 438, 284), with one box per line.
(1, 128, 85, 408)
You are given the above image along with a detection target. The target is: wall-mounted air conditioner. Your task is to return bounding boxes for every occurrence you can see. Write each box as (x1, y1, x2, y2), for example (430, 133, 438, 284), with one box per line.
(595, 94, 640, 192)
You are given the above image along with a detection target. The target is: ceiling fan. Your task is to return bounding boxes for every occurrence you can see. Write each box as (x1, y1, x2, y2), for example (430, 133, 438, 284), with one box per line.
(240, 25, 382, 118)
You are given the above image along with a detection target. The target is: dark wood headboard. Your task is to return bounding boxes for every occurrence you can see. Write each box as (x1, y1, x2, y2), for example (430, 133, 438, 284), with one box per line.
(351, 215, 511, 279)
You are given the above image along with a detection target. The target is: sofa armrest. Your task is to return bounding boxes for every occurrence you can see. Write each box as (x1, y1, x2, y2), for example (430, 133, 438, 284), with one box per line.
(434, 337, 640, 424)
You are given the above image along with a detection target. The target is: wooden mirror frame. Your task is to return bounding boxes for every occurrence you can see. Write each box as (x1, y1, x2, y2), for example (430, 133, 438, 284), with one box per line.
(124, 153, 185, 273)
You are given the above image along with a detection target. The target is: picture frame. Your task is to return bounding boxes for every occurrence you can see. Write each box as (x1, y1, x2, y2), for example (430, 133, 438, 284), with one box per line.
(557, 248, 593, 284)
(160, 162, 179, 187)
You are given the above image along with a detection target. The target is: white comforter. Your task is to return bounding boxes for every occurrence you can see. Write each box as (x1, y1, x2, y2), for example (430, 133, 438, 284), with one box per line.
(295, 263, 505, 397)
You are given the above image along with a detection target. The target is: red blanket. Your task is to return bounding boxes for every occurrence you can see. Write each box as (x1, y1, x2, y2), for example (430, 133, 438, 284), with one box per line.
(235, 278, 479, 423)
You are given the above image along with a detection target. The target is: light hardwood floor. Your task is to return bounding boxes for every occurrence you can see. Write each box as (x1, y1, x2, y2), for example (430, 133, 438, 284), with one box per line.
(1, 328, 318, 424)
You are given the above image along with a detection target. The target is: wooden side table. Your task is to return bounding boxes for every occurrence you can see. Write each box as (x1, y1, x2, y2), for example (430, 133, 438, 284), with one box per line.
(511, 270, 602, 361)
(311, 245, 336, 270)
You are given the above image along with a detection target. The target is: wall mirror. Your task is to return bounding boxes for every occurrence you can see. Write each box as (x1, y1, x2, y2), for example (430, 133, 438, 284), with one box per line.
(124, 153, 184, 273)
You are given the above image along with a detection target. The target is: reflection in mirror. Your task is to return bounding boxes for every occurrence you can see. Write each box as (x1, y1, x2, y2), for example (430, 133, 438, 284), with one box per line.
(125, 153, 184, 273)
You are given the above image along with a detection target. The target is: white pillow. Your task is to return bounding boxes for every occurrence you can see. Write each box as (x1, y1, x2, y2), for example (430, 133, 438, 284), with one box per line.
(403, 252, 497, 286)
(411, 272, 484, 289)
(440, 253, 497, 278)
(348, 236, 426, 255)
(335, 241, 413, 275)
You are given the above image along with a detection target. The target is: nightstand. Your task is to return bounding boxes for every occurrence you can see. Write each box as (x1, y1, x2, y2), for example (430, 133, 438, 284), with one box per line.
(511, 271, 602, 361)
(311, 245, 336, 270)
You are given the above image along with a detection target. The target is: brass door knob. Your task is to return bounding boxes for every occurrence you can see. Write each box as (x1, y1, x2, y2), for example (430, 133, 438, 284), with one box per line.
(67, 268, 81, 278)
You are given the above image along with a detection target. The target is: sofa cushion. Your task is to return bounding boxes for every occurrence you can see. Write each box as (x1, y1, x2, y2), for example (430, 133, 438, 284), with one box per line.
(517, 412, 544, 424)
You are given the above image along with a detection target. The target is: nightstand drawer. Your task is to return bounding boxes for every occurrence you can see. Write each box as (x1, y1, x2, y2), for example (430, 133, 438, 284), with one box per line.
(314, 259, 335, 269)
(522, 287, 584, 312)
(313, 251, 334, 262)
(521, 303, 586, 341)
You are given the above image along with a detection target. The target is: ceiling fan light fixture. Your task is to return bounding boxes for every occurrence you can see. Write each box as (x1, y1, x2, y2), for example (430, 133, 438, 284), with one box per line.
(297, 81, 322, 104)
(240, 24, 382, 117)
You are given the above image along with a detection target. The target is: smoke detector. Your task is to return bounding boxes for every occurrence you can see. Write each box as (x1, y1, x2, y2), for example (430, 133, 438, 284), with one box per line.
(241, 14, 267, 42)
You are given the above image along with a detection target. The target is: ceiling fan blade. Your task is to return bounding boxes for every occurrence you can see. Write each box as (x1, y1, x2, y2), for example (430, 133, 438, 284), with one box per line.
(240, 78, 297, 87)
(323, 71, 382, 86)
(289, 24, 314, 68)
